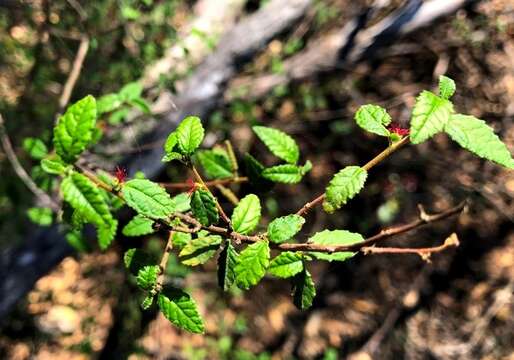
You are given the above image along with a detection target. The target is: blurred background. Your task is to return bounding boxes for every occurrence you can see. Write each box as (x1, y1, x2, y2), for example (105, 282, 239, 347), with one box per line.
(0, 0, 513, 359)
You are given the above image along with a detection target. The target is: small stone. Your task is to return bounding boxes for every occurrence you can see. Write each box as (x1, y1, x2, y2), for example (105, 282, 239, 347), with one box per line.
(37, 305, 80, 335)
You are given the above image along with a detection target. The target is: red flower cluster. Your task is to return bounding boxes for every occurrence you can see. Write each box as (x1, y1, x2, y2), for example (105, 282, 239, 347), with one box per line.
(388, 123, 410, 137)
(114, 166, 127, 183)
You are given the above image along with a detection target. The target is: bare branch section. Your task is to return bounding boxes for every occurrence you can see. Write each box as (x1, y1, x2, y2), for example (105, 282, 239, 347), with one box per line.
(296, 136, 410, 216)
(58, 35, 90, 114)
(155, 231, 174, 293)
(280, 203, 466, 254)
(160, 176, 248, 189)
(155, 199, 464, 255)
(195, 202, 465, 255)
(361, 233, 460, 260)
(0, 114, 59, 211)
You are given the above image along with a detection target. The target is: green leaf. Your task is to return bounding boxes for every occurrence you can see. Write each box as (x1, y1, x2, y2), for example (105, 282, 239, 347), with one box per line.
(302, 160, 312, 174)
(262, 164, 303, 183)
(243, 154, 273, 190)
(91, 127, 103, 144)
(27, 207, 53, 226)
(267, 214, 305, 244)
(70, 210, 86, 230)
(129, 98, 151, 114)
(409, 91, 454, 144)
(445, 114, 514, 168)
(121, 5, 140, 20)
(162, 152, 183, 163)
(96, 170, 116, 187)
(30, 165, 52, 191)
(158, 287, 204, 334)
(98, 218, 118, 250)
(108, 108, 129, 125)
(217, 241, 239, 291)
(231, 194, 261, 235)
(307, 229, 364, 262)
(54, 95, 97, 163)
(323, 166, 367, 213)
(354, 104, 391, 137)
(124, 248, 156, 275)
(122, 179, 175, 219)
(61, 172, 112, 226)
(172, 232, 191, 250)
(97, 93, 122, 114)
(162, 132, 183, 162)
(176, 116, 205, 155)
(119, 82, 143, 101)
(136, 265, 160, 291)
(66, 231, 90, 253)
(235, 241, 270, 289)
(292, 269, 316, 310)
(253, 126, 299, 164)
(23, 137, 48, 160)
(141, 295, 154, 310)
(195, 149, 233, 179)
(164, 132, 178, 153)
(106, 191, 124, 210)
(268, 252, 304, 278)
(438, 75, 456, 100)
(165, 253, 191, 278)
(179, 235, 222, 266)
(41, 158, 68, 175)
(191, 189, 219, 226)
(122, 215, 155, 236)
(134, 171, 146, 179)
(171, 193, 191, 212)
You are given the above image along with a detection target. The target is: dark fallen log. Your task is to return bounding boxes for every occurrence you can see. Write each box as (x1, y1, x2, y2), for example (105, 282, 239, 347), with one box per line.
(227, 0, 471, 101)
(0, 0, 311, 320)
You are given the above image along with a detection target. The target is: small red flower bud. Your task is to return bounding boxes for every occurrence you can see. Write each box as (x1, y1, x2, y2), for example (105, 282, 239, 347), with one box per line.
(114, 166, 127, 183)
(388, 123, 410, 137)
(186, 178, 197, 197)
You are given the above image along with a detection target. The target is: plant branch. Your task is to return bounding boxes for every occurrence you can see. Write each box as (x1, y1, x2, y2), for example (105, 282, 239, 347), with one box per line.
(154, 231, 174, 293)
(75, 163, 464, 257)
(173, 201, 466, 254)
(76, 164, 116, 193)
(361, 233, 460, 262)
(58, 35, 90, 115)
(215, 184, 239, 205)
(363, 136, 410, 171)
(295, 193, 325, 217)
(0, 114, 59, 211)
(296, 136, 410, 216)
(344, 201, 466, 251)
(277, 202, 465, 254)
(160, 176, 248, 189)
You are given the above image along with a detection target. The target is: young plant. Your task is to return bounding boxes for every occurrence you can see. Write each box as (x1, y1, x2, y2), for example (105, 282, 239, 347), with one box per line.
(35, 76, 512, 333)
